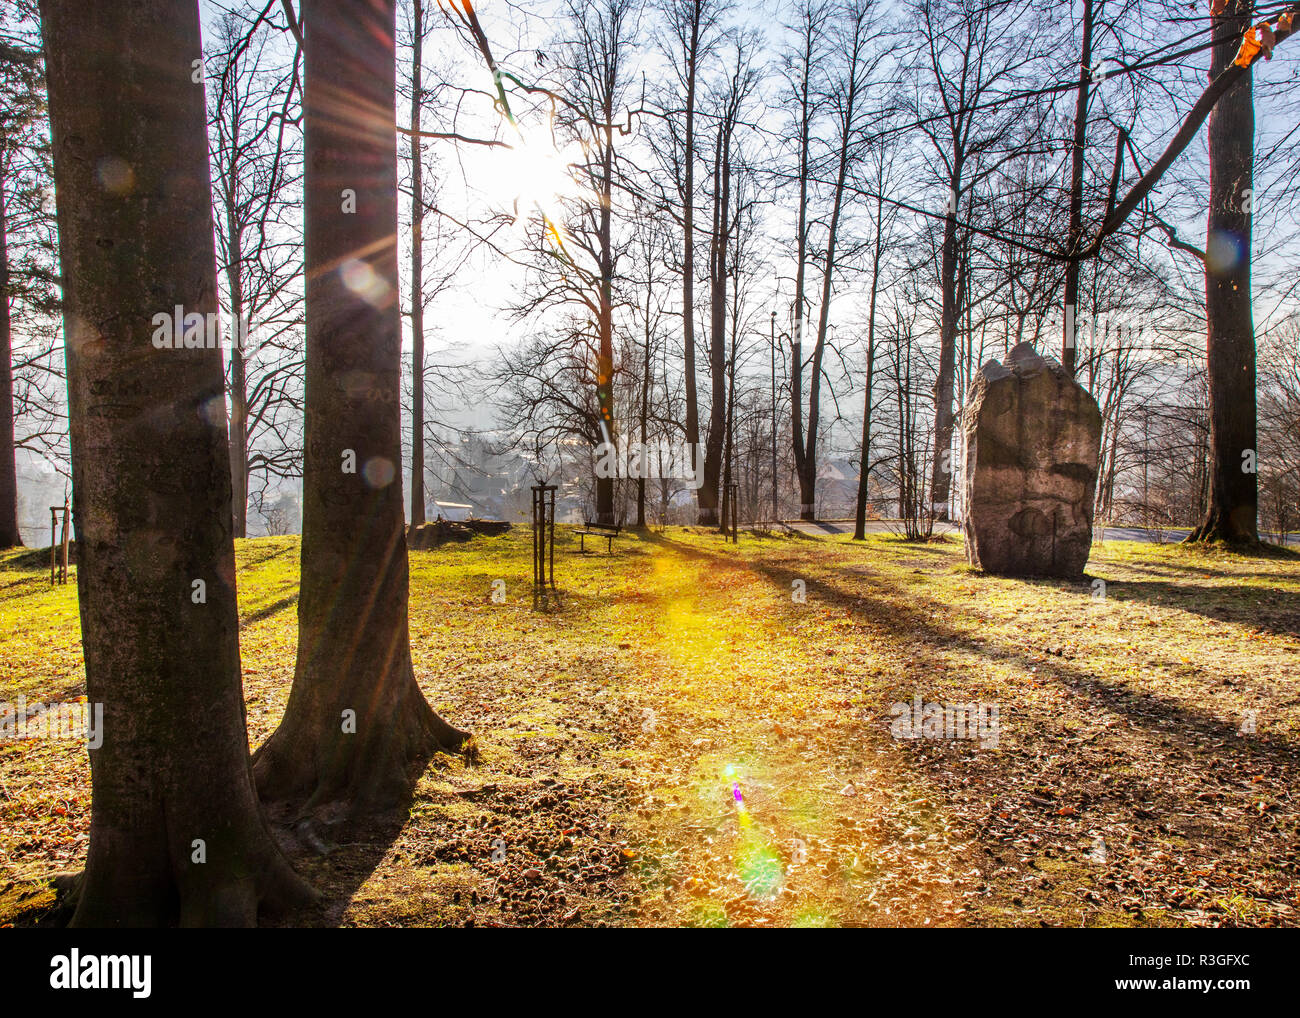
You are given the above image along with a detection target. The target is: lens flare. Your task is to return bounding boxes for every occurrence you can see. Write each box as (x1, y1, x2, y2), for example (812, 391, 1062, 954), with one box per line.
(340, 258, 391, 306)
(1205, 228, 1245, 275)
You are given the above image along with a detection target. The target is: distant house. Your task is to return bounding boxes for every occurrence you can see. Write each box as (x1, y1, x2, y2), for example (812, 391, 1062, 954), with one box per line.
(817, 458, 861, 518)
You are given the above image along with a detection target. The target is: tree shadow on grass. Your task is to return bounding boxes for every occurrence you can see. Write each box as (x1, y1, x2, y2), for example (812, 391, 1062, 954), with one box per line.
(260, 803, 417, 928)
(649, 532, 1300, 802)
(239, 590, 299, 630)
(0, 571, 66, 601)
(235, 542, 297, 571)
(2, 543, 78, 572)
(1092, 558, 1245, 580)
(1101, 579, 1300, 640)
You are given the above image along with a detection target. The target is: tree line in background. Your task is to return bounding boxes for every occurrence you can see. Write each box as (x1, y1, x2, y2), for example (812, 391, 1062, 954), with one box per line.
(3, 0, 1300, 551)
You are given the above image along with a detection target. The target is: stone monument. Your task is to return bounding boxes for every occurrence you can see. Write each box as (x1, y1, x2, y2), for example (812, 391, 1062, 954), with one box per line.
(960, 342, 1102, 578)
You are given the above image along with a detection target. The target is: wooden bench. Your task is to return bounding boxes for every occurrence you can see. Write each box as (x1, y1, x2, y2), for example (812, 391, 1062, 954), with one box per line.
(574, 521, 620, 553)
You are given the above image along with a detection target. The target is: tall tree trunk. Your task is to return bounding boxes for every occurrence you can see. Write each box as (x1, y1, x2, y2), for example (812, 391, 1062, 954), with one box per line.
(930, 164, 961, 522)
(700, 129, 729, 526)
(681, 9, 700, 520)
(803, 64, 858, 524)
(1188, 0, 1259, 546)
(720, 235, 739, 535)
(1061, 0, 1094, 377)
(595, 113, 616, 526)
(0, 158, 21, 547)
(409, 0, 426, 528)
(929, 174, 961, 522)
(854, 193, 884, 541)
(789, 31, 813, 521)
(636, 271, 651, 528)
(253, 0, 468, 818)
(40, 0, 314, 925)
(225, 204, 249, 540)
(770, 312, 778, 522)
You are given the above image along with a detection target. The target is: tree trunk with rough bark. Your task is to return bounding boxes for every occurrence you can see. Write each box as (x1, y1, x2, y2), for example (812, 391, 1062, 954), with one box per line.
(595, 112, 616, 526)
(929, 185, 960, 522)
(408, 0, 426, 528)
(681, 9, 700, 522)
(789, 22, 814, 522)
(0, 157, 21, 548)
(636, 265, 651, 528)
(1061, 0, 1094, 378)
(1187, 0, 1259, 547)
(700, 129, 729, 526)
(40, 0, 314, 925)
(252, 0, 469, 819)
(854, 192, 884, 541)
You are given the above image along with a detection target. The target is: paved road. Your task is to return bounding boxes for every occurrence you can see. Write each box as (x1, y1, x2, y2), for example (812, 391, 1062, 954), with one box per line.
(782, 519, 957, 537)
(781, 519, 1298, 545)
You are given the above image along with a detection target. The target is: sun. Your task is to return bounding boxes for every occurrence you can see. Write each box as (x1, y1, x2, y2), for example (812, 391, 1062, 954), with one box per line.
(476, 129, 585, 231)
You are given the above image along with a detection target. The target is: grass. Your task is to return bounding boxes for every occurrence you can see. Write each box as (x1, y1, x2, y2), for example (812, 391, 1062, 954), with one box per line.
(2, 525, 1299, 926)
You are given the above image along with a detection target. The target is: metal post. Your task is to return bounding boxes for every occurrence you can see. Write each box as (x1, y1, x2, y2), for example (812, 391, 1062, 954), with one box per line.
(59, 496, 70, 583)
(531, 483, 557, 597)
(531, 486, 539, 588)
(770, 310, 778, 525)
(49, 502, 71, 585)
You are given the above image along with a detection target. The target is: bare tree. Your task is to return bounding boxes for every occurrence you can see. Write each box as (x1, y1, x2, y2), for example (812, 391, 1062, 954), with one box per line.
(783, 0, 830, 522)
(0, 6, 52, 546)
(793, 0, 879, 523)
(654, 0, 727, 521)
(854, 141, 899, 539)
(208, 10, 304, 539)
(699, 31, 760, 525)
(911, 0, 1039, 521)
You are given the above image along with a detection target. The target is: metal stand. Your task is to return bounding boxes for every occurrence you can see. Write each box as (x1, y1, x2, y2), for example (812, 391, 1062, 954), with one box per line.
(727, 482, 739, 544)
(49, 497, 71, 585)
(531, 484, 556, 604)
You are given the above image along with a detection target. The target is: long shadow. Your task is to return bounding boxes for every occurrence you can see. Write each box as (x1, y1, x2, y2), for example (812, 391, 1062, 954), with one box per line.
(260, 801, 419, 928)
(237, 542, 296, 570)
(1091, 540, 1300, 575)
(239, 592, 299, 630)
(1102, 578, 1300, 639)
(2, 543, 78, 572)
(640, 535, 1300, 921)
(0, 573, 67, 602)
(640, 529, 757, 563)
(1095, 558, 1241, 580)
(649, 533, 1300, 802)
(871, 542, 958, 557)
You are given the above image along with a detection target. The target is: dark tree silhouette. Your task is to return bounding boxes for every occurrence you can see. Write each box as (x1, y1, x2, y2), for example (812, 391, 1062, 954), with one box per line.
(40, 0, 314, 925)
(1188, 0, 1260, 546)
(252, 0, 469, 818)
(0, 149, 19, 547)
